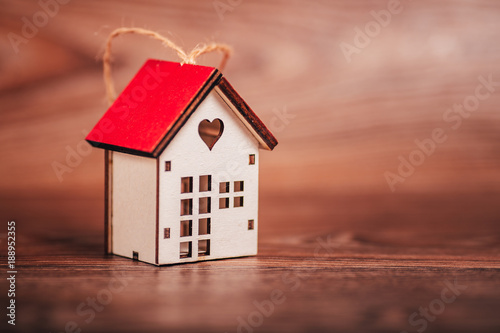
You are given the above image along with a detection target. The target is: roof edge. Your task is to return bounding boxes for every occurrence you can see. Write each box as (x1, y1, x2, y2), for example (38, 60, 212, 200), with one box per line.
(86, 140, 156, 158)
(216, 78, 278, 151)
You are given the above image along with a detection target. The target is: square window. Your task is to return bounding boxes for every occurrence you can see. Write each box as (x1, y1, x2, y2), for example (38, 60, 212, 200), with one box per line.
(219, 197, 229, 209)
(181, 199, 193, 216)
(249, 154, 255, 165)
(199, 197, 211, 214)
(165, 161, 171, 171)
(181, 177, 193, 193)
(234, 181, 244, 192)
(180, 241, 192, 258)
(248, 220, 254, 230)
(200, 175, 212, 192)
(219, 181, 230, 193)
(164, 228, 170, 239)
(199, 218, 211, 235)
(198, 239, 210, 257)
(180, 220, 192, 237)
(234, 196, 244, 208)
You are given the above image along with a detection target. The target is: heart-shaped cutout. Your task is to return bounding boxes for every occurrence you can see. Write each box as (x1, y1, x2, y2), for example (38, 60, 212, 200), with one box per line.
(198, 119, 224, 150)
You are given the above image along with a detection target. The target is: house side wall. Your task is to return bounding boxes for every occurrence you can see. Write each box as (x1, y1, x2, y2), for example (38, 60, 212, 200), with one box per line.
(105, 150, 112, 254)
(158, 90, 260, 265)
(112, 151, 157, 264)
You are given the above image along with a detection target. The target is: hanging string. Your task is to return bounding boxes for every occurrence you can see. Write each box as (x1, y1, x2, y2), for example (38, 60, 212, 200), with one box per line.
(103, 27, 232, 105)
(186, 43, 232, 71)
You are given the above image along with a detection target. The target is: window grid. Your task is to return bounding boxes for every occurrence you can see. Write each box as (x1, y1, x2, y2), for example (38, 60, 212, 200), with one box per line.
(176, 176, 251, 256)
(177, 175, 213, 258)
(218, 181, 245, 209)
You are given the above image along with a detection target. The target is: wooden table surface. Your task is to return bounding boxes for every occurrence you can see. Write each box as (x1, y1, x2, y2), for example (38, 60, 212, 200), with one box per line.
(1, 1, 500, 332)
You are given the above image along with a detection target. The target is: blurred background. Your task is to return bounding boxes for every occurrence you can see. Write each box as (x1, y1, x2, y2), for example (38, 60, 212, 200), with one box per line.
(1, 0, 499, 236)
(1, 0, 499, 332)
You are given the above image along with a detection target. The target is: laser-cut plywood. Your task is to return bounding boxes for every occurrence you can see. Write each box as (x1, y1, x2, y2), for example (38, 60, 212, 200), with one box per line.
(86, 59, 277, 265)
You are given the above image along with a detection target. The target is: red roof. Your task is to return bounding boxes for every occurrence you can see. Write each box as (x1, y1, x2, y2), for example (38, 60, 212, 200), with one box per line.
(86, 59, 277, 157)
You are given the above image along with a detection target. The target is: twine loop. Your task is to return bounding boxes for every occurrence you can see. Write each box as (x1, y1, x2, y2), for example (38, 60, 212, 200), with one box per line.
(103, 27, 232, 105)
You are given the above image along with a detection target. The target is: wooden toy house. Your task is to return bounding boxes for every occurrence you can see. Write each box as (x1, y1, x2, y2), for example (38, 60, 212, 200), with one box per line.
(86, 59, 278, 265)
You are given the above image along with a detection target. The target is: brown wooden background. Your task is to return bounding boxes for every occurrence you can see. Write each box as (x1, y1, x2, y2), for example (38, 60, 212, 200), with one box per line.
(1, 0, 499, 332)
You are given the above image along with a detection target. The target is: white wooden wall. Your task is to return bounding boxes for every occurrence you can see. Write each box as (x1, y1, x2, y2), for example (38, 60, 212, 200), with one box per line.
(112, 151, 157, 264)
(158, 90, 260, 265)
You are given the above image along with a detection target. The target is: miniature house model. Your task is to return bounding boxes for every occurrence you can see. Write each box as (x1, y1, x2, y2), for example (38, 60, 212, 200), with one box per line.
(86, 59, 277, 265)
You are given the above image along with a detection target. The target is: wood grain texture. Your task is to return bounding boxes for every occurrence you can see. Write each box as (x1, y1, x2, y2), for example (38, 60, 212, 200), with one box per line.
(0, 0, 499, 332)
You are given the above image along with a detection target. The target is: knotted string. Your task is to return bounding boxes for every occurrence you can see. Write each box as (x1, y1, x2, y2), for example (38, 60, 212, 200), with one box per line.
(103, 27, 232, 105)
